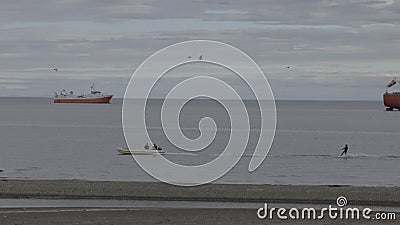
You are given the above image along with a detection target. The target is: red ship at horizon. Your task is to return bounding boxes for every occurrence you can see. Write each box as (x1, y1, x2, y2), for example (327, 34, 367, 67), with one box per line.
(54, 84, 113, 104)
(383, 78, 400, 111)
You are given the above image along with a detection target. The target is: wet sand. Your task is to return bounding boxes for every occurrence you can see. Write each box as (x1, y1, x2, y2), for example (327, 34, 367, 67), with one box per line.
(0, 180, 399, 224)
(0, 180, 399, 206)
(0, 208, 398, 225)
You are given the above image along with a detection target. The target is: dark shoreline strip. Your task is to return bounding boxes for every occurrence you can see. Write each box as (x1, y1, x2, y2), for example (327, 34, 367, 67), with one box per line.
(0, 180, 399, 206)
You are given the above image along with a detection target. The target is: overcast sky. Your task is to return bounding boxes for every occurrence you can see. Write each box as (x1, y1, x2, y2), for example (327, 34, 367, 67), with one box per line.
(1, 0, 399, 100)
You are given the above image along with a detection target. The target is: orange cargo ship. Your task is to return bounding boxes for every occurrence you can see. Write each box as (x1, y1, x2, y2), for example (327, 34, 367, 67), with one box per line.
(54, 84, 113, 104)
(383, 79, 400, 111)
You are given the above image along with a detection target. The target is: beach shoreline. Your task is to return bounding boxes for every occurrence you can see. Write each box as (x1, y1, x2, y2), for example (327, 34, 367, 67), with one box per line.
(0, 207, 397, 225)
(0, 179, 399, 206)
(0, 180, 399, 224)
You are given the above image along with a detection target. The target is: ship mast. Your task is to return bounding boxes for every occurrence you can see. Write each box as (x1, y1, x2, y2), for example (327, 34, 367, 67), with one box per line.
(90, 83, 95, 94)
(386, 77, 397, 93)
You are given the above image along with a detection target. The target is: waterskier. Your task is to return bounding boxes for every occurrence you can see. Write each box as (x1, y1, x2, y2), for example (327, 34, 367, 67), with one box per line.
(340, 144, 349, 156)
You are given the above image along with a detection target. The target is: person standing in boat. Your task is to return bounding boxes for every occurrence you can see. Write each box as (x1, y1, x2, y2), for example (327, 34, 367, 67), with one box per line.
(340, 144, 349, 156)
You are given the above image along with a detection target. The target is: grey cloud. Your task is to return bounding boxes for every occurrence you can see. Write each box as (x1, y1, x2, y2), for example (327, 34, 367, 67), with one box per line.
(1, 0, 399, 27)
(1, 0, 399, 100)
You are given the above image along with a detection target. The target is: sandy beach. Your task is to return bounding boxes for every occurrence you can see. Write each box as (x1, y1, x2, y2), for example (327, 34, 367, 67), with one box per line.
(0, 180, 398, 224)
(0, 207, 398, 225)
(0, 180, 400, 206)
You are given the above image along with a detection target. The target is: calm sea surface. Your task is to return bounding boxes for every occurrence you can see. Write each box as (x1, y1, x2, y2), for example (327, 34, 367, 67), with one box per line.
(0, 98, 399, 186)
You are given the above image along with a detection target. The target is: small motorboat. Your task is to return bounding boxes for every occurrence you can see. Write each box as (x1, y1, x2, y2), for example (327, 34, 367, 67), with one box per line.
(117, 147, 165, 155)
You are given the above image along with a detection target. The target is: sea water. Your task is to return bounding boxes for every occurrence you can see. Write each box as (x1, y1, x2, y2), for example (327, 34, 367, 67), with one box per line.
(0, 98, 399, 186)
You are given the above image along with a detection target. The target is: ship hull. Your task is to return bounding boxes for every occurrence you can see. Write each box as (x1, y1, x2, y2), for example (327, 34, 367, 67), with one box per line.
(117, 147, 165, 155)
(54, 95, 113, 103)
(383, 93, 400, 110)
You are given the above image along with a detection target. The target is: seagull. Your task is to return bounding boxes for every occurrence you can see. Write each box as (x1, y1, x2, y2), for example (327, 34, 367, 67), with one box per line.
(187, 56, 192, 59)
